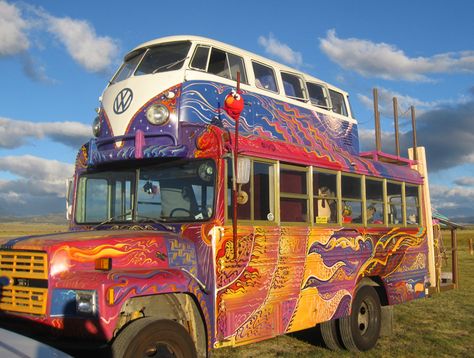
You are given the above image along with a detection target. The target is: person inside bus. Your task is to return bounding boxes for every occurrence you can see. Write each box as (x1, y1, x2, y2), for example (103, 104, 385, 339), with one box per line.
(353, 205, 376, 223)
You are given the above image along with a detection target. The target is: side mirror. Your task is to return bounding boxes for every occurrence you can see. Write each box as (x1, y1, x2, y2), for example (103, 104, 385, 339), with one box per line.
(236, 157, 250, 184)
(66, 177, 74, 220)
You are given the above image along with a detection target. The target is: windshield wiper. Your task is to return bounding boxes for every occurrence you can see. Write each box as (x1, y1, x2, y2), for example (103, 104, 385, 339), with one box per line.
(93, 210, 133, 230)
(135, 214, 176, 233)
(152, 57, 188, 74)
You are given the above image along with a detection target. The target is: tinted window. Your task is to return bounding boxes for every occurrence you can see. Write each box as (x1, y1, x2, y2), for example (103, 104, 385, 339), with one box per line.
(307, 82, 328, 107)
(135, 41, 191, 75)
(208, 48, 247, 83)
(341, 175, 362, 223)
(387, 182, 402, 225)
(313, 171, 337, 224)
(111, 50, 145, 84)
(366, 179, 384, 224)
(329, 89, 348, 116)
(281, 72, 305, 100)
(253, 62, 278, 92)
(190, 46, 209, 70)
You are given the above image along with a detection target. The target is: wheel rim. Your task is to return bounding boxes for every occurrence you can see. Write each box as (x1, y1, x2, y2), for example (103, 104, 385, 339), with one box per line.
(357, 300, 370, 335)
(143, 341, 179, 358)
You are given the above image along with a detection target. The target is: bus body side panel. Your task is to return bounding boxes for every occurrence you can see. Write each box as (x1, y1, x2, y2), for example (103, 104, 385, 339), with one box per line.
(214, 225, 428, 346)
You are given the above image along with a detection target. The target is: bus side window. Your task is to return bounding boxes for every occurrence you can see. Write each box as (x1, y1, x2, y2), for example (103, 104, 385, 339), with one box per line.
(313, 170, 337, 224)
(307, 82, 329, 108)
(208, 48, 248, 83)
(341, 175, 362, 223)
(252, 62, 278, 92)
(281, 72, 306, 101)
(366, 178, 384, 225)
(190, 46, 210, 70)
(280, 166, 308, 223)
(329, 89, 348, 116)
(387, 182, 402, 225)
(406, 185, 420, 225)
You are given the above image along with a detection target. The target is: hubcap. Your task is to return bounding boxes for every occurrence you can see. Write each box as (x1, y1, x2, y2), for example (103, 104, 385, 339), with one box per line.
(357, 301, 370, 335)
(144, 343, 177, 358)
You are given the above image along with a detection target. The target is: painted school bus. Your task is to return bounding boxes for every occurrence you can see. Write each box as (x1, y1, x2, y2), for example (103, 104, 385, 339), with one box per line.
(0, 36, 434, 357)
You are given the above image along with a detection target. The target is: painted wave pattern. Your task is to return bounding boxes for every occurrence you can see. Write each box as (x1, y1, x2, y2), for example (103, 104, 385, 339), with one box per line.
(214, 226, 427, 345)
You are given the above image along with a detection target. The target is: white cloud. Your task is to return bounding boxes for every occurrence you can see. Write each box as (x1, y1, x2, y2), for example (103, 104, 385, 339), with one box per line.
(0, 0, 29, 56)
(44, 15, 119, 73)
(320, 29, 474, 81)
(0, 117, 91, 149)
(258, 33, 303, 67)
(0, 155, 73, 215)
(0, 155, 73, 182)
(454, 177, 474, 187)
(357, 87, 471, 118)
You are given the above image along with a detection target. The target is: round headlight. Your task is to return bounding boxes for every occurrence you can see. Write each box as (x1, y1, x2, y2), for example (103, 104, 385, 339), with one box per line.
(92, 116, 101, 137)
(146, 104, 170, 125)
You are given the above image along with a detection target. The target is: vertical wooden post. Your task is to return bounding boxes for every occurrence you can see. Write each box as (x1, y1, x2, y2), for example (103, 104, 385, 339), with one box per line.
(451, 229, 459, 288)
(393, 97, 400, 157)
(373, 88, 382, 152)
(469, 238, 473, 255)
(410, 106, 418, 161)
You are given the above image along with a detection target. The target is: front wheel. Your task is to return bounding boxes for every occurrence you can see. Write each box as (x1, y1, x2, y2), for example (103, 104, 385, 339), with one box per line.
(339, 285, 381, 351)
(112, 318, 197, 358)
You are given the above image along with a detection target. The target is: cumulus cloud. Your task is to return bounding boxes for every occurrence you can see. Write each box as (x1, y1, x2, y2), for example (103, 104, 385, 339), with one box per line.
(357, 87, 471, 119)
(0, 117, 91, 149)
(0, 1, 119, 76)
(258, 33, 303, 67)
(0, 155, 73, 216)
(358, 97, 474, 172)
(454, 177, 474, 187)
(43, 15, 119, 73)
(0, 0, 29, 56)
(430, 183, 474, 219)
(320, 29, 474, 81)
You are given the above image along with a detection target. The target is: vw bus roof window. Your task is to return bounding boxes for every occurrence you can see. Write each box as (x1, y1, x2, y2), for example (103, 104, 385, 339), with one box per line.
(135, 41, 191, 76)
(253, 61, 278, 93)
(307, 82, 330, 109)
(281, 72, 307, 102)
(190, 45, 248, 84)
(329, 89, 348, 116)
(110, 49, 146, 84)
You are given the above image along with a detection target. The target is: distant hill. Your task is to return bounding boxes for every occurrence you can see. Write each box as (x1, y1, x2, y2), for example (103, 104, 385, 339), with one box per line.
(0, 213, 67, 225)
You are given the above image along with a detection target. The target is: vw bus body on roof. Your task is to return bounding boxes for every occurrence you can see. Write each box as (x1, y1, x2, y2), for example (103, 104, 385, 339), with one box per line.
(0, 35, 434, 357)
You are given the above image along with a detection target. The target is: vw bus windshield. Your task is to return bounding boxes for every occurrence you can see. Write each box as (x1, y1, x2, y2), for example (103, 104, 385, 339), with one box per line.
(110, 41, 191, 84)
(75, 159, 216, 225)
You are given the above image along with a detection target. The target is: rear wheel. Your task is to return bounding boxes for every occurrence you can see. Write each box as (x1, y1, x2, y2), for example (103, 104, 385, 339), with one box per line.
(339, 286, 381, 351)
(320, 319, 343, 350)
(112, 318, 197, 358)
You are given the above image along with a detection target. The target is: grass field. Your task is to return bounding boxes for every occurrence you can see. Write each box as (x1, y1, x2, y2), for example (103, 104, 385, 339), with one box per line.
(1, 224, 472, 357)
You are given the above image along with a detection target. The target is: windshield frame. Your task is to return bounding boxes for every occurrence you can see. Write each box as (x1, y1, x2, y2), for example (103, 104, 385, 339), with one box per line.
(74, 159, 217, 226)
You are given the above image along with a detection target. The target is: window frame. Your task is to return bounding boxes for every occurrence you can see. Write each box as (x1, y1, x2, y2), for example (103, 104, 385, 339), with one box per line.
(280, 71, 308, 102)
(328, 88, 349, 117)
(365, 177, 386, 226)
(306, 81, 331, 110)
(405, 184, 422, 227)
(312, 168, 340, 226)
(341, 173, 364, 226)
(279, 164, 310, 225)
(252, 60, 279, 93)
(224, 156, 277, 225)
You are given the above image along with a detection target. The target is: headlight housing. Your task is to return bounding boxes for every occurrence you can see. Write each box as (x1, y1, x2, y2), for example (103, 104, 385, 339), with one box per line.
(92, 116, 101, 137)
(75, 290, 97, 316)
(146, 104, 170, 125)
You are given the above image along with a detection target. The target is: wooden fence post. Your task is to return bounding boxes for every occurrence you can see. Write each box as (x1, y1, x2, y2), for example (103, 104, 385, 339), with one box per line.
(469, 238, 473, 255)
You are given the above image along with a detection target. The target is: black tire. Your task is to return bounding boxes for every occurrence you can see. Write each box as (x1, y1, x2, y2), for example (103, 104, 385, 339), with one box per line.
(111, 318, 197, 358)
(320, 319, 343, 350)
(339, 285, 381, 351)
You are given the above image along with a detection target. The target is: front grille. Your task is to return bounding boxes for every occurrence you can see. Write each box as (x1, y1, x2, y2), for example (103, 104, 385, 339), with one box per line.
(0, 251, 48, 315)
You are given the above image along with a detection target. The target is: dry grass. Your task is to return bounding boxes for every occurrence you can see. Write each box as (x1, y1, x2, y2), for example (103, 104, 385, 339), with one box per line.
(1, 224, 472, 357)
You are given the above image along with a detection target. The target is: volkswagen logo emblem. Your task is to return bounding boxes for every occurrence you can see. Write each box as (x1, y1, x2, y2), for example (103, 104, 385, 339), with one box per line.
(113, 88, 133, 114)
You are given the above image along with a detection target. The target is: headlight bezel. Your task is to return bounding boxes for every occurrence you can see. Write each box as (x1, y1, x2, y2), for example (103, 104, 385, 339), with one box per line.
(92, 116, 101, 137)
(146, 104, 170, 125)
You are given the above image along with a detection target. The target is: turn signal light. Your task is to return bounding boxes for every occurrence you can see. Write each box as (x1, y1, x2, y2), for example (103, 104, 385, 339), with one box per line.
(95, 257, 112, 271)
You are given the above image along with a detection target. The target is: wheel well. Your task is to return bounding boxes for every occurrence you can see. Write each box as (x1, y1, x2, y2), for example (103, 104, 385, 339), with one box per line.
(114, 293, 207, 357)
(357, 277, 389, 306)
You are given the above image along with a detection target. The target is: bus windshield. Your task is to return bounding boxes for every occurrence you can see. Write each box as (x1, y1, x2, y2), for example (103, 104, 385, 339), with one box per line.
(75, 159, 215, 224)
(110, 41, 191, 84)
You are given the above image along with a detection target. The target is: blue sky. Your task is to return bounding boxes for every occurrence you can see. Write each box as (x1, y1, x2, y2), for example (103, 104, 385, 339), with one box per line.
(0, 0, 473, 219)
